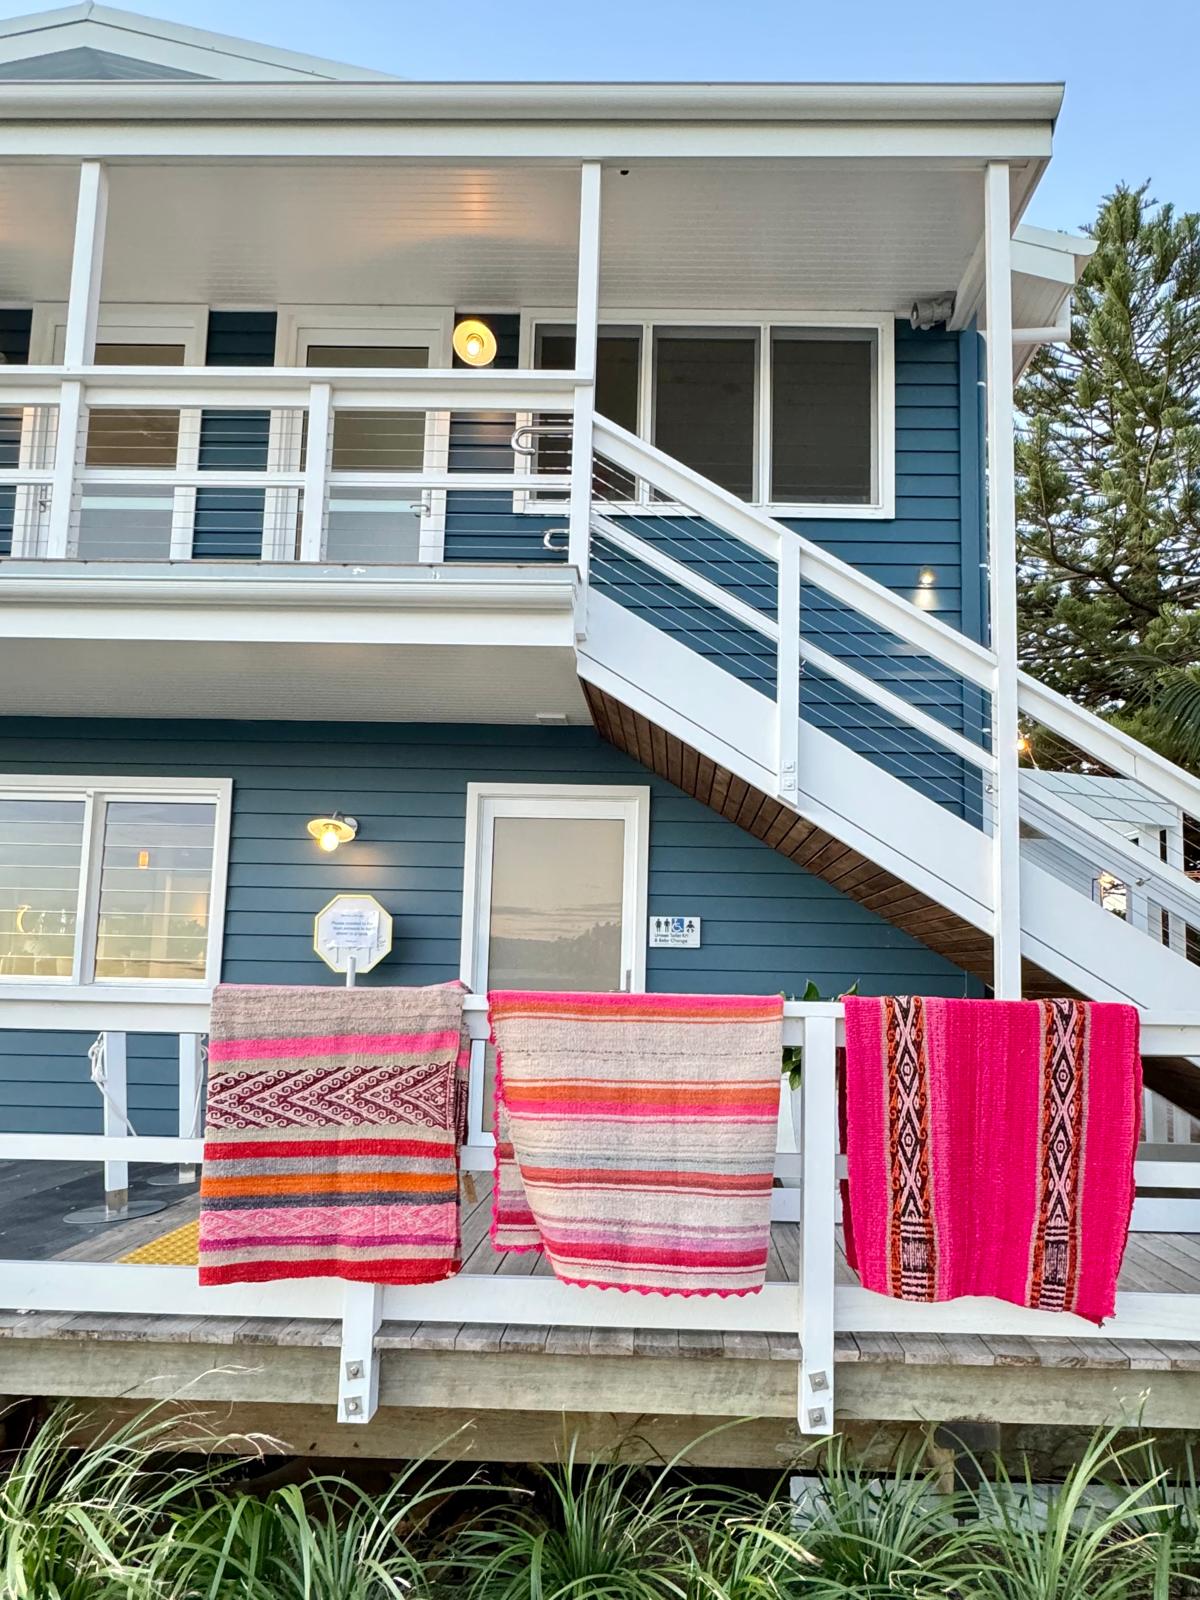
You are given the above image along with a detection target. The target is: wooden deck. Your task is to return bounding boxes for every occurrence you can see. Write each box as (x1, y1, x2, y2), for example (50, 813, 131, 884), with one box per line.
(1, 1167, 1199, 1460)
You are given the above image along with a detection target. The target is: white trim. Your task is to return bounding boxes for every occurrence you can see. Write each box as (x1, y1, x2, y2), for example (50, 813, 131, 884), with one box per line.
(520, 306, 896, 519)
(273, 307, 454, 369)
(29, 303, 210, 367)
(0, 772, 232, 994)
(984, 163, 1021, 998)
(459, 781, 651, 998)
(0, 4, 393, 82)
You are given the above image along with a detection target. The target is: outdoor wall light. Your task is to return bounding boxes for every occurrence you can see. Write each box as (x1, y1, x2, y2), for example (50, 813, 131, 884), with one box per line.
(307, 812, 359, 853)
(453, 318, 498, 367)
(918, 567, 937, 587)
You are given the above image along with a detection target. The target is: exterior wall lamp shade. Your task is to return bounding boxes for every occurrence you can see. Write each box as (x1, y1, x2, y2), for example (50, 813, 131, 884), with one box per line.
(453, 318, 498, 367)
(307, 813, 358, 853)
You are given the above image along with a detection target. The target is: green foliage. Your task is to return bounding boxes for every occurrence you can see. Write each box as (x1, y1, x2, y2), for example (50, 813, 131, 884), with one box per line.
(780, 982, 857, 1091)
(793, 1436, 965, 1598)
(957, 1427, 1172, 1600)
(1016, 183, 1200, 768)
(8, 1405, 1200, 1600)
(0, 1403, 221, 1600)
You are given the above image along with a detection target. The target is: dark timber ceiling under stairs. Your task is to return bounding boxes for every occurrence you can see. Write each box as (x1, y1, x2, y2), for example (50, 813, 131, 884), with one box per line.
(583, 684, 1200, 1119)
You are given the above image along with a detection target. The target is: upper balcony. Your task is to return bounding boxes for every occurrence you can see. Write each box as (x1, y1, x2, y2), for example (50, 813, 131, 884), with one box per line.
(0, 97, 1082, 721)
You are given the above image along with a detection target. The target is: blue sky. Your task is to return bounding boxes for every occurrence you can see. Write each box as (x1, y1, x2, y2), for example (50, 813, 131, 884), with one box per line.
(6, 0, 1196, 229)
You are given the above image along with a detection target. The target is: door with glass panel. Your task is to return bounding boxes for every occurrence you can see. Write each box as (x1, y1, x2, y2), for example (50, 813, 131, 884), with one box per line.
(464, 787, 650, 1134)
(290, 324, 446, 563)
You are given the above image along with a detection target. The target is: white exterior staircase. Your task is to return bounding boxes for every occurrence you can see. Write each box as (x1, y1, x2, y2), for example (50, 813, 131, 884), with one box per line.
(576, 416, 1200, 1025)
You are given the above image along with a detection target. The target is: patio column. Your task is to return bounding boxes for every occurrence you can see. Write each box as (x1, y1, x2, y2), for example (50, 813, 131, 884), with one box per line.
(568, 161, 602, 632)
(983, 161, 1022, 997)
(46, 160, 108, 558)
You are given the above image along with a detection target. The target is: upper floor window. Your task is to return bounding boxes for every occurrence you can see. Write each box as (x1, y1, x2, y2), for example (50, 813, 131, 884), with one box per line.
(529, 313, 893, 517)
(0, 777, 231, 989)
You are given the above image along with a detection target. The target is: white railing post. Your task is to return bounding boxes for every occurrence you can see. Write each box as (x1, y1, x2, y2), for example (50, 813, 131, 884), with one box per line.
(776, 536, 801, 802)
(568, 161, 602, 636)
(299, 381, 332, 562)
(45, 380, 83, 559)
(339, 1281, 382, 1423)
(100, 1030, 129, 1209)
(984, 162, 1022, 998)
(177, 1033, 204, 1184)
(798, 1012, 836, 1435)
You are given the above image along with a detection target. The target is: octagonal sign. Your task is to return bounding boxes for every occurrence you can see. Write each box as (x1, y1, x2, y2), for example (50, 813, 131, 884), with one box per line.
(313, 893, 393, 976)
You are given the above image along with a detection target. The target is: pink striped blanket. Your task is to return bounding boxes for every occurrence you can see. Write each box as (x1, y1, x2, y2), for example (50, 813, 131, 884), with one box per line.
(489, 990, 783, 1297)
(198, 983, 469, 1286)
(842, 995, 1141, 1323)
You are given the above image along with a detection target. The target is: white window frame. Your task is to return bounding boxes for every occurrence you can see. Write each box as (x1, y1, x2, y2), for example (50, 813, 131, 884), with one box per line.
(519, 306, 895, 520)
(275, 306, 456, 562)
(0, 773, 232, 1004)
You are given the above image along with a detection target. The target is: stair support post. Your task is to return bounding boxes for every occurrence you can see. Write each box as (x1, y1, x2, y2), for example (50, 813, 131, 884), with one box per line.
(984, 162, 1022, 998)
(776, 536, 801, 799)
(568, 161, 602, 638)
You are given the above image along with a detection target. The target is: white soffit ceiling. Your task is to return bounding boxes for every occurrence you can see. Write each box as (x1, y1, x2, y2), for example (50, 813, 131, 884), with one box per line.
(0, 160, 994, 312)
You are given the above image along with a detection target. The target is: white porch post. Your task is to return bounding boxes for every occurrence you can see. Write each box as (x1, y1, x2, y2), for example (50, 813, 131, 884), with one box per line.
(568, 161, 602, 635)
(177, 1033, 204, 1184)
(46, 161, 108, 559)
(797, 1012, 836, 1435)
(983, 162, 1022, 998)
(776, 538, 801, 801)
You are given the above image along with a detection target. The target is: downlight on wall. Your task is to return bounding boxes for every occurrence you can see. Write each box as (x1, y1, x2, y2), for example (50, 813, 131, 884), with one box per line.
(452, 318, 498, 367)
(307, 812, 358, 854)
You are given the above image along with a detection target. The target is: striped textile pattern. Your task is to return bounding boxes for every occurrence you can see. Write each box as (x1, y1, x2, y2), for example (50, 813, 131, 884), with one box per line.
(842, 995, 1141, 1324)
(198, 983, 469, 1286)
(489, 990, 783, 1297)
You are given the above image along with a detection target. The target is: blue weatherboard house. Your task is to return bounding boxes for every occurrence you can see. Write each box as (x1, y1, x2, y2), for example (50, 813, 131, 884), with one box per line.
(0, 3, 1197, 1458)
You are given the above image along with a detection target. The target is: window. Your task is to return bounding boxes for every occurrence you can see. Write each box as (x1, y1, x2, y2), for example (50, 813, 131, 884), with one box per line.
(0, 778, 230, 989)
(771, 329, 876, 505)
(654, 328, 758, 499)
(527, 312, 892, 515)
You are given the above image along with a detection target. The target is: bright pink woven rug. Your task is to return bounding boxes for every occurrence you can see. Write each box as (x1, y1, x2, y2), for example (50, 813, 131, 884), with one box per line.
(842, 996, 1141, 1324)
(489, 990, 783, 1297)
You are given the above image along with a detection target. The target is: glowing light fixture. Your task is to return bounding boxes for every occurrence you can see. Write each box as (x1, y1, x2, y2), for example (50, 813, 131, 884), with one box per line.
(307, 812, 358, 854)
(1016, 733, 1031, 756)
(137, 849, 151, 870)
(453, 318, 498, 367)
(918, 567, 936, 587)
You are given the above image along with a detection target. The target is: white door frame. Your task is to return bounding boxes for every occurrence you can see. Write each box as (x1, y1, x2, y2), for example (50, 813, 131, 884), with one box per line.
(458, 781, 651, 1147)
(459, 782, 651, 996)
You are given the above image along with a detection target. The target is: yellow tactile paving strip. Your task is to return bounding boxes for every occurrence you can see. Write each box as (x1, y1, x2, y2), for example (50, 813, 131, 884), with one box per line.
(119, 1218, 200, 1266)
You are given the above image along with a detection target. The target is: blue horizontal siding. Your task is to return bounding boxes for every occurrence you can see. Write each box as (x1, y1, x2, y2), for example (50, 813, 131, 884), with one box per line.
(0, 716, 981, 1134)
(193, 311, 275, 561)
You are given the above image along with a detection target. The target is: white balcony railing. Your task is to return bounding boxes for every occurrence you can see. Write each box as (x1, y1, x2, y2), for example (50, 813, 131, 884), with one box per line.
(0, 367, 584, 571)
(0, 998, 1197, 1433)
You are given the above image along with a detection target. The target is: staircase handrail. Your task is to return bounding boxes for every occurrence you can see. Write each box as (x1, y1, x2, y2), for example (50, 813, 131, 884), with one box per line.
(592, 414, 998, 693)
(1018, 670, 1200, 825)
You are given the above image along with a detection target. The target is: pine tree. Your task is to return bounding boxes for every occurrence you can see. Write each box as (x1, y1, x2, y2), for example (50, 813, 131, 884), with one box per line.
(1015, 184, 1200, 767)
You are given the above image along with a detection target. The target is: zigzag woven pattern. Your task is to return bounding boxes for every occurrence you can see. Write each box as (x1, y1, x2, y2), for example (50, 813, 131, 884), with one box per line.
(842, 995, 1141, 1324)
(198, 984, 469, 1286)
(489, 990, 783, 1298)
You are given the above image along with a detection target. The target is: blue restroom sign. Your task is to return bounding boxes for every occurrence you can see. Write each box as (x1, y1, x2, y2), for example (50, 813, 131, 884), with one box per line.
(648, 915, 701, 949)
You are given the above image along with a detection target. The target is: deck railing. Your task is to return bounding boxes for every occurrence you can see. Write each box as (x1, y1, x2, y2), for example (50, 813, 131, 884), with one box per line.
(0, 998, 1197, 1432)
(0, 367, 583, 572)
